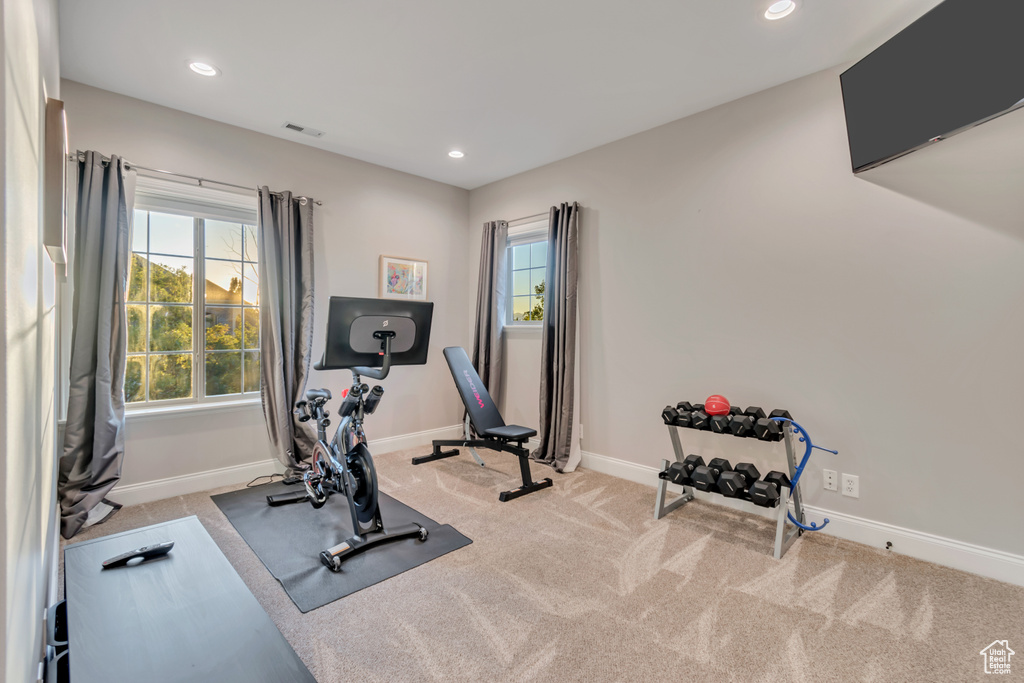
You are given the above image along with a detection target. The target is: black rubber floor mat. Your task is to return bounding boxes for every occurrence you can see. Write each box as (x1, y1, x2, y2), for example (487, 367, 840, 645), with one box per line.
(212, 482, 471, 612)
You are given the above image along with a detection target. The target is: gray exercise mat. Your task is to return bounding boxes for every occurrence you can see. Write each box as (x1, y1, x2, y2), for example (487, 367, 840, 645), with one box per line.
(212, 482, 471, 612)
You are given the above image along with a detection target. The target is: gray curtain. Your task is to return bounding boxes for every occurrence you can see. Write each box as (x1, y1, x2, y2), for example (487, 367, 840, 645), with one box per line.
(257, 188, 316, 470)
(58, 152, 136, 539)
(532, 202, 581, 473)
(471, 221, 508, 416)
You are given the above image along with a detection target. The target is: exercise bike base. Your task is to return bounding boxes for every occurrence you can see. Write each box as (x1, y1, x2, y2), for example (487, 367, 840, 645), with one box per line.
(411, 448, 460, 465)
(319, 523, 429, 572)
(498, 477, 553, 502)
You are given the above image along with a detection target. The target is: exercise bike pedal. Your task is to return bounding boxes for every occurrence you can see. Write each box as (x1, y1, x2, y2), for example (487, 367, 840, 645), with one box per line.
(304, 478, 330, 509)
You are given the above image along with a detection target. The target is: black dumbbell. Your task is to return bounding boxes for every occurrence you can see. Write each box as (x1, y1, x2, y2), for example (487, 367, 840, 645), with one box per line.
(769, 409, 792, 421)
(749, 471, 792, 507)
(708, 457, 731, 474)
(729, 414, 756, 437)
(692, 458, 731, 492)
(681, 454, 704, 478)
(765, 471, 791, 491)
(745, 406, 767, 420)
(753, 417, 783, 441)
(718, 463, 760, 497)
(662, 406, 680, 425)
(691, 403, 704, 412)
(710, 414, 732, 433)
(690, 410, 711, 430)
(729, 405, 743, 416)
(659, 461, 689, 486)
(674, 411, 693, 428)
(676, 401, 694, 412)
(659, 455, 704, 486)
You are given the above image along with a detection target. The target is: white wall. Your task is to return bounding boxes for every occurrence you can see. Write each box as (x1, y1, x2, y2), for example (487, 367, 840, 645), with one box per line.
(469, 65, 1024, 558)
(61, 80, 471, 491)
(1, 0, 61, 679)
(498, 328, 544, 430)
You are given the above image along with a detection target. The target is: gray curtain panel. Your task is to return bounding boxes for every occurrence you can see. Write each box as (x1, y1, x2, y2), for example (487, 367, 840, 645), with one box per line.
(532, 202, 582, 473)
(257, 188, 316, 470)
(58, 152, 136, 539)
(471, 220, 508, 420)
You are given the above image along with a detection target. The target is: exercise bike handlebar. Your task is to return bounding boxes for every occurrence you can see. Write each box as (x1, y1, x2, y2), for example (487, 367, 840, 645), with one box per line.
(769, 417, 838, 533)
(351, 332, 396, 381)
(312, 330, 399, 376)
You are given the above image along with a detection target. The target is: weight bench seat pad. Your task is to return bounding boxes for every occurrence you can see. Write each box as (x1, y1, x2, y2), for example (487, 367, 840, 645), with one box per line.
(483, 425, 537, 441)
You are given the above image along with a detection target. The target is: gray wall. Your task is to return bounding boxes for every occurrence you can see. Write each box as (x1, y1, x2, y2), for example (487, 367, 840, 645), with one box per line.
(469, 66, 1024, 556)
(2, 0, 61, 679)
(61, 80, 471, 487)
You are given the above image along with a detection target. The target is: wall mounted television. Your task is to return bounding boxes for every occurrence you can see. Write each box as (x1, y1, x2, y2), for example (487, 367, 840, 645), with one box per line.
(840, 0, 1024, 173)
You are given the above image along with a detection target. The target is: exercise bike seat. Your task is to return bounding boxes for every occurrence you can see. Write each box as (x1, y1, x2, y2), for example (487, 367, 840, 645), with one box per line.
(305, 388, 332, 402)
(483, 425, 537, 441)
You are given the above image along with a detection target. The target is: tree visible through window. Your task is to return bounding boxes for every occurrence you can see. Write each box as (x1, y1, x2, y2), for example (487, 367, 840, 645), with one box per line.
(126, 209, 260, 404)
(510, 239, 546, 322)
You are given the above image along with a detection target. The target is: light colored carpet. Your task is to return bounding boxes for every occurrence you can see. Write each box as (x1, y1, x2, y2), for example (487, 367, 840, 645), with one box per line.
(63, 447, 1024, 682)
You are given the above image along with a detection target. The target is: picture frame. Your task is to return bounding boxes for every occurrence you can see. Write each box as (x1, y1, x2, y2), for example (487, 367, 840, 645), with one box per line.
(378, 255, 428, 300)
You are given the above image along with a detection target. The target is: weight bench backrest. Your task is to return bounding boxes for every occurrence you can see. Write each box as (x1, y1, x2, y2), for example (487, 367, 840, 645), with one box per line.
(443, 346, 505, 436)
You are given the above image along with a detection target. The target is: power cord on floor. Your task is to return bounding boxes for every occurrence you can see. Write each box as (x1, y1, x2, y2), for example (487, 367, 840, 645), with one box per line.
(246, 473, 284, 488)
(246, 469, 305, 488)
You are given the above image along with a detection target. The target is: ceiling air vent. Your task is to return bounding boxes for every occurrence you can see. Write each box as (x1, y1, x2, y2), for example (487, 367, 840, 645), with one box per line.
(282, 122, 325, 138)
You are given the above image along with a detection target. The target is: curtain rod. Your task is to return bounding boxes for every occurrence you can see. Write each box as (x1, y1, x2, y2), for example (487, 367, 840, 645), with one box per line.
(508, 212, 549, 226)
(69, 151, 323, 206)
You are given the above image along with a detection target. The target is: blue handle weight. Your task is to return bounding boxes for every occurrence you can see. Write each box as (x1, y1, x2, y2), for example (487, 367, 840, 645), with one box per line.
(770, 417, 837, 532)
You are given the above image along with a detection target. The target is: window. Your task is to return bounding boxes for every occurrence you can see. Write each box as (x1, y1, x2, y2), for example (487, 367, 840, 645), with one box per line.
(126, 180, 260, 406)
(507, 219, 548, 324)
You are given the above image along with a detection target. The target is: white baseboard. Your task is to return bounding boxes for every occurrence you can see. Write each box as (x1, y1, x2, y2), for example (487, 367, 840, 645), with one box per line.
(579, 450, 1024, 587)
(798, 504, 1024, 587)
(111, 460, 284, 507)
(367, 424, 462, 454)
(109, 424, 463, 507)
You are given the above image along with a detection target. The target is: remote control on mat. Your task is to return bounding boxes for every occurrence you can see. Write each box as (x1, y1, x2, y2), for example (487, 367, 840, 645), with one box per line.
(101, 541, 174, 569)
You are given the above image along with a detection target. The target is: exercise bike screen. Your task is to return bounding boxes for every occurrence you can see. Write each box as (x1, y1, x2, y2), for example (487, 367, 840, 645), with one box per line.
(316, 296, 433, 370)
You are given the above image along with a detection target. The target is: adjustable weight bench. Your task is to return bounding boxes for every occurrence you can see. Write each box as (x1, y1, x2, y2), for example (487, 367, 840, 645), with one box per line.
(413, 346, 553, 502)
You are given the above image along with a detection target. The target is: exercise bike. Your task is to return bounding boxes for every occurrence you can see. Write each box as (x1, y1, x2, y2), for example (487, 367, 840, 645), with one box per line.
(269, 296, 435, 572)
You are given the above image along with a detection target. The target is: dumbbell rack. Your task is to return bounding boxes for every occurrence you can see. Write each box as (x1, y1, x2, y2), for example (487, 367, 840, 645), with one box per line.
(654, 422, 806, 560)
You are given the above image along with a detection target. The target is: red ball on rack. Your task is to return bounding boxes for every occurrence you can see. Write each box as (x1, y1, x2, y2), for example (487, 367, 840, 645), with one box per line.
(704, 395, 731, 416)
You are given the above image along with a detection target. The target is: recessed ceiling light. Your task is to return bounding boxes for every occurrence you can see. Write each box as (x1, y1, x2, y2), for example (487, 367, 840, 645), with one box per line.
(448, 150, 464, 158)
(188, 62, 220, 77)
(764, 0, 796, 20)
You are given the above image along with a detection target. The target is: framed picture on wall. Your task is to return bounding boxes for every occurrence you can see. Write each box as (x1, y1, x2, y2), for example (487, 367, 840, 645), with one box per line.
(379, 255, 428, 300)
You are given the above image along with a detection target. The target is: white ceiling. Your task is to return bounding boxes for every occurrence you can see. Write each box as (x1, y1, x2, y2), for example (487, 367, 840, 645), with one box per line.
(59, 0, 942, 190)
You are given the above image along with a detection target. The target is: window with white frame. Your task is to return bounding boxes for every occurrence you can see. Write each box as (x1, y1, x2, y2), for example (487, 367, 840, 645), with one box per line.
(507, 219, 548, 324)
(125, 178, 260, 405)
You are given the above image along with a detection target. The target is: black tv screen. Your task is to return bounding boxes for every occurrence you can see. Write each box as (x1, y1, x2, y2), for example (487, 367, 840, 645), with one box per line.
(840, 0, 1024, 172)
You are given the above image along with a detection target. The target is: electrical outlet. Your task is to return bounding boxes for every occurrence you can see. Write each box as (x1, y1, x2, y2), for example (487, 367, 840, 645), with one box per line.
(823, 469, 837, 491)
(842, 473, 859, 498)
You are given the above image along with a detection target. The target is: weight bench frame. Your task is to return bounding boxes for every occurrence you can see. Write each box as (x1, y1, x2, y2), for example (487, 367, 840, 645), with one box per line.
(413, 347, 553, 502)
(413, 437, 553, 502)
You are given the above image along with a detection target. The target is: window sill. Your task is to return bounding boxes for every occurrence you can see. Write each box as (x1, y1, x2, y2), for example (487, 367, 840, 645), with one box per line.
(504, 324, 543, 338)
(124, 398, 263, 423)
